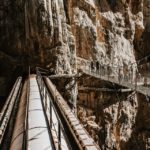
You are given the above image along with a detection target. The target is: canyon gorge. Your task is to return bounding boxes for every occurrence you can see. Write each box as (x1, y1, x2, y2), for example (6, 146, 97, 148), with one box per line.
(0, 0, 150, 149)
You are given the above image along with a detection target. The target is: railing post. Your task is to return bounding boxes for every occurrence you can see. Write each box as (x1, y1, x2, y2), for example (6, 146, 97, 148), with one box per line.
(38, 76, 41, 90)
(49, 100, 52, 129)
(45, 90, 47, 111)
(41, 80, 44, 98)
(58, 122, 61, 150)
(43, 85, 45, 100)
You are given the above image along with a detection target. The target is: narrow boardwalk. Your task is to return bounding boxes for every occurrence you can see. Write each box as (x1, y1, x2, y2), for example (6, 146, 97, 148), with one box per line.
(82, 69, 150, 97)
(28, 75, 52, 150)
(77, 57, 150, 97)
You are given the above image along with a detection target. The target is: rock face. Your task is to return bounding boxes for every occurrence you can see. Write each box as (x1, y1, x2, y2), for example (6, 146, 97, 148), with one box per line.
(0, 0, 149, 149)
(78, 79, 150, 150)
(103, 92, 138, 150)
(0, 0, 76, 95)
(77, 73, 150, 149)
(142, 0, 150, 57)
(0, 0, 149, 94)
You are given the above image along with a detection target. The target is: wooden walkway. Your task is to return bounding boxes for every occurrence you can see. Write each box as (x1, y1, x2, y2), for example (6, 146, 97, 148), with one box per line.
(82, 69, 150, 97)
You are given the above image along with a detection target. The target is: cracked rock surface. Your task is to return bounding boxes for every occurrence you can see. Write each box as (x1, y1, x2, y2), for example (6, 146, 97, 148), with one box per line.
(0, 0, 150, 149)
(0, 0, 149, 94)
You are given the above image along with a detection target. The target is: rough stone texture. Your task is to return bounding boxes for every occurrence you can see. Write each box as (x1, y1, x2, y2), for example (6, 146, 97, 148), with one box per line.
(103, 93, 138, 150)
(70, 0, 145, 76)
(141, 0, 150, 57)
(0, 0, 149, 94)
(78, 75, 150, 150)
(0, 0, 76, 95)
(0, 0, 150, 149)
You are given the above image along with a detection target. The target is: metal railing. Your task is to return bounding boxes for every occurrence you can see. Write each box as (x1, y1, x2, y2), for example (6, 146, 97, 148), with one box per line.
(23, 66, 30, 150)
(0, 77, 22, 145)
(36, 68, 71, 150)
(77, 57, 150, 96)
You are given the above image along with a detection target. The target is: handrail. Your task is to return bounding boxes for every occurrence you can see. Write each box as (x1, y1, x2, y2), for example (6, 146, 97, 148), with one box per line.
(36, 68, 71, 150)
(23, 66, 30, 149)
(77, 57, 150, 97)
(45, 77, 100, 150)
(0, 78, 18, 125)
(0, 77, 22, 145)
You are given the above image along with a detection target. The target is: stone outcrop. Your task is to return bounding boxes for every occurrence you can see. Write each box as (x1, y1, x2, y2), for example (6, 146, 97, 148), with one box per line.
(0, 0, 149, 149)
(0, 0, 76, 95)
(77, 74, 150, 150)
(103, 92, 138, 150)
(0, 0, 149, 94)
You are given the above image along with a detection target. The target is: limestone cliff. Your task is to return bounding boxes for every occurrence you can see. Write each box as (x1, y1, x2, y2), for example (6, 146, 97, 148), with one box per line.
(0, 0, 150, 149)
(0, 0, 76, 95)
(0, 0, 149, 94)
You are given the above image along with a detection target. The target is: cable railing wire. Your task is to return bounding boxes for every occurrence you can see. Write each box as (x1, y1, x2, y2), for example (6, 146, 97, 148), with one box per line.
(77, 57, 150, 97)
(0, 77, 22, 146)
(36, 67, 72, 150)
